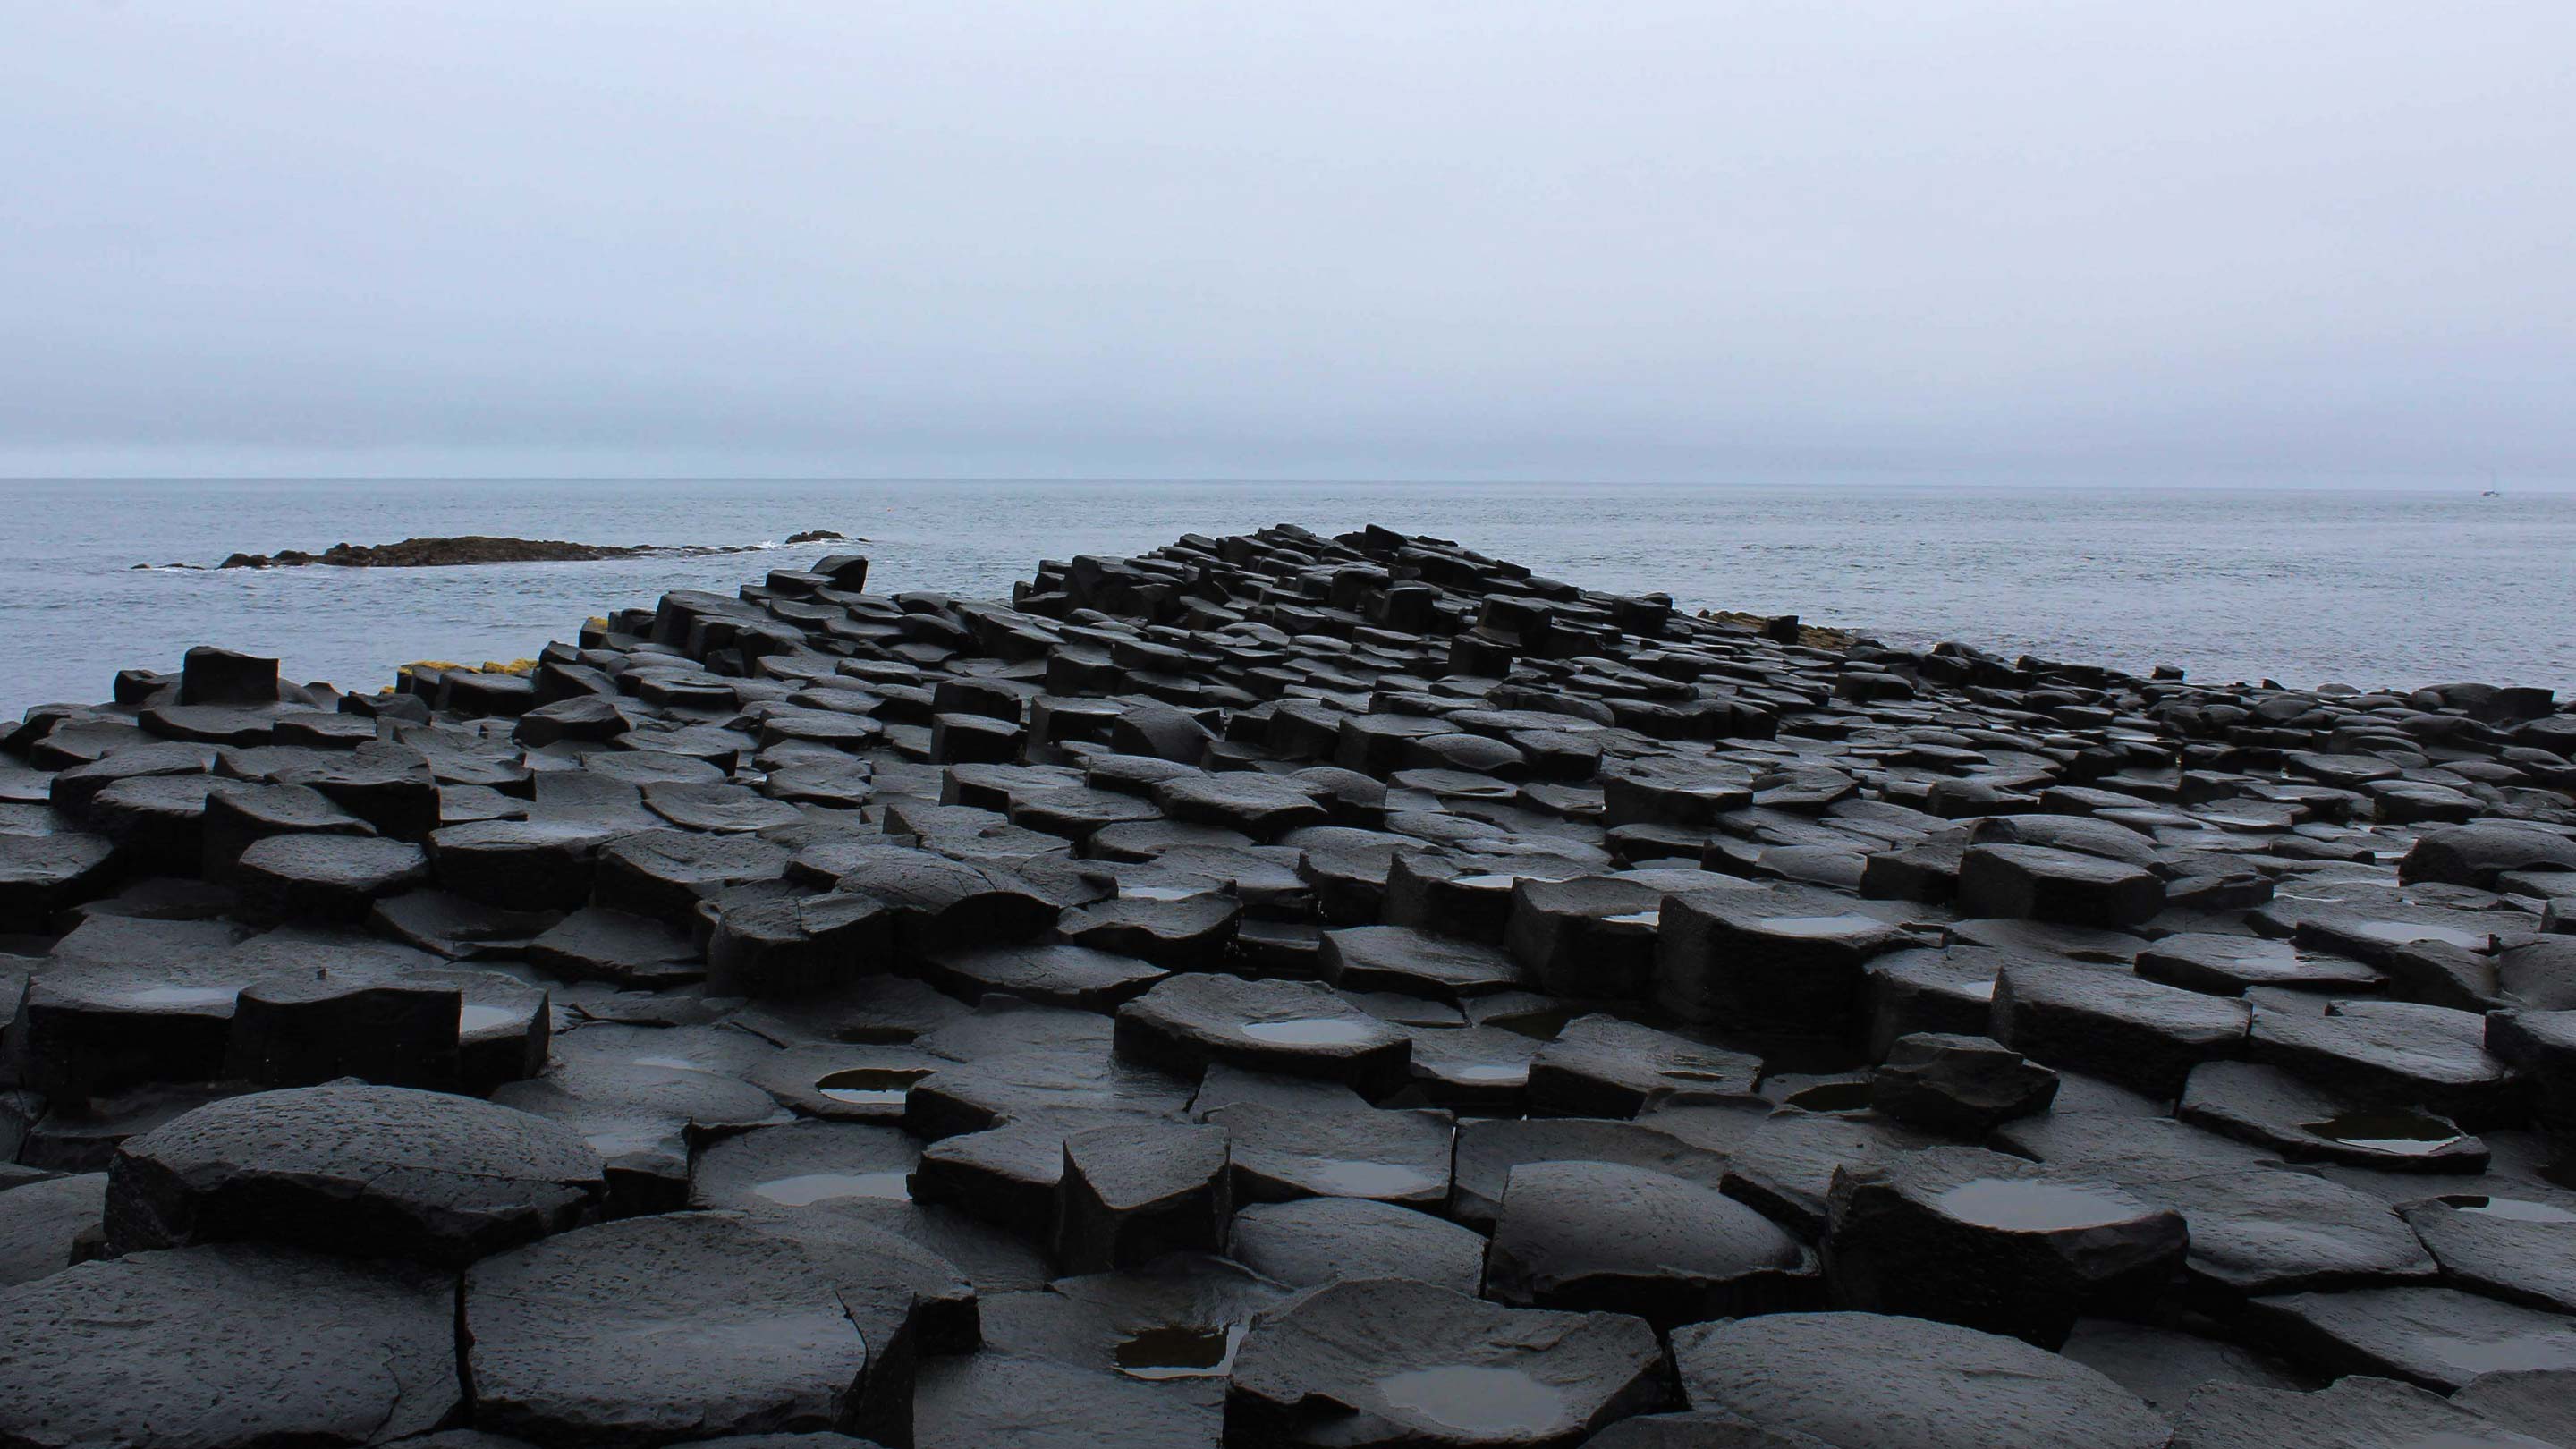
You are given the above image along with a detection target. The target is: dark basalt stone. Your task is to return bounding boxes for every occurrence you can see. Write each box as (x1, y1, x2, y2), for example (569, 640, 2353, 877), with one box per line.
(2453, 1367, 2576, 1445)
(1054, 1118, 1233, 1273)
(2179, 1059, 2490, 1173)
(2170, 1375, 2559, 1449)
(2398, 1190, 2576, 1314)
(1451, 1115, 1730, 1232)
(1485, 1158, 1816, 1326)
(0, 1171, 106, 1287)
(2249, 999, 2526, 1127)
(0, 1242, 458, 1446)
(1653, 890, 1906, 1033)
(793, 844, 1059, 955)
(923, 940, 1167, 1012)
(0, 830, 115, 932)
(1226, 1196, 1489, 1295)
(230, 831, 428, 923)
(2239, 1284, 2576, 1391)
(106, 1082, 605, 1267)
(217, 941, 502, 1090)
(1868, 1031, 2059, 1132)
(1821, 1144, 2186, 1349)
(906, 999, 1194, 1139)
(1958, 843, 2165, 927)
(1059, 891, 1242, 968)
(218, 533, 773, 569)
(199, 781, 377, 880)
(1989, 960, 2250, 1098)
(1995, 1109, 2439, 1297)
(1319, 923, 1531, 1002)
(1225, 1277, 1668, 1448)
(596, 828, 792, 925)
(1200, 1091, 1454, 1209)
(527, 905, 707, 988)
(1670, 1311, 2171, 1449)
(2133, 929, 2386, 997)
(466, 1210, 932, 1446)
(1114, 974, 1412, 1097)
(428, 818, 622, 910)
(14, 914, 255, 1096)
(707, 891, 894, 997)
(178, 645, 281, 705)
(2053, 1318, 2309, 1417)
(492, 1053, 790, 1212)
(1526, 1013, 1759, 1118)
(690, 1118, 924, 1219)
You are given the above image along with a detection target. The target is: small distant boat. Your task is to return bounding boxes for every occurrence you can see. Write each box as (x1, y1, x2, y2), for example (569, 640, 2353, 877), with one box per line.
(2483, 488, 2503, 497)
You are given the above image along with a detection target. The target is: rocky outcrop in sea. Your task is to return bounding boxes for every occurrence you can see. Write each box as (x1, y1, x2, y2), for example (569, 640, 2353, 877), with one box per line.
(136, 530, 852, 570)
(4, 523, 2574, 1447)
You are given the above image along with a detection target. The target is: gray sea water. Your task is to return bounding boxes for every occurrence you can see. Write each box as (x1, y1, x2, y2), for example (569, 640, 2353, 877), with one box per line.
(3, 478, 2570, 717)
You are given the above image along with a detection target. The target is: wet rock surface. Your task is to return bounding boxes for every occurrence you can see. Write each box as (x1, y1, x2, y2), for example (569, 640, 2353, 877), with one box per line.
(7, 521, 2576, 1445)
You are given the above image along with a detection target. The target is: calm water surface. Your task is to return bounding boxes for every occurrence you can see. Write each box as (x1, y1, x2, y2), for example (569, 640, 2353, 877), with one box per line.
(2, 479, 2569, 716)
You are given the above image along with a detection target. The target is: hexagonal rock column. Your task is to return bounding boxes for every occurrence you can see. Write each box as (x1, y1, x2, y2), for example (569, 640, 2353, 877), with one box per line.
(465, 1211, 935, 1447)
(1653, 893, 1906, 1035)
(1822, 1145, 2186, 1349)
(1988, 961, 2248, 1099)
(106, 1083, 605, 1267)
(1114, 974, 1412, 1097)
(2171, 1376, 2563, 1449)
(1671, 1311, 2172, 1449)
(1054, 1118, 1232, 1274)
(1225, 1278, 1668, 1447)
(1482, 1159, 1817, 1327)
(0, 1242, 458, 1446)
(1868, 1032, 2060, 1133)
(1957, 843, 2165, 928)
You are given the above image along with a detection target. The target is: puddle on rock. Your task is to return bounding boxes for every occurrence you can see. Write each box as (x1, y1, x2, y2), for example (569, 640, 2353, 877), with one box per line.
(1309, 1161, 1441, 1198)
(121, 986, 236, 1008)
(1452, 874, 1525, 890)
(817, 1067, 928, 1106)
(1453, 1064, 1528, 1084)
(2429, 1335, 2576, 1377)
(750, 1170, 912, 1206)
(2345, 920, 2491, 951)
(1241, 1017, 1377, 1046)
(2301, 1112, 2470, 1157)
(2439, 1195, 2576, 1224)
(1115, 1324, 1243, 1380)
(1377, 1365, 1568, 1435)
(1602, 910, 1661, 928)
(1122, 884, 1215, 902)
(1786, 1080, 1874, 1112)
(1936, 1177, 2140, 1232)
(631, 1055, 707, 1072)
(458, 1004, 521, 1035)
(1759, 914, 1886, 938)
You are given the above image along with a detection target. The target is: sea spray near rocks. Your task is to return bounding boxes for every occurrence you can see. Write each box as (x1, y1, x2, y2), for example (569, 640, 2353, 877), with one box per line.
(4, 521, 2575, 1445)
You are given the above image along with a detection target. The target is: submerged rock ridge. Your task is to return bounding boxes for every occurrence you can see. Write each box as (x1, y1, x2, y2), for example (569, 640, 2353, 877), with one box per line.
(195, 530, 848, 570)
(5, 519, 2576, 1448)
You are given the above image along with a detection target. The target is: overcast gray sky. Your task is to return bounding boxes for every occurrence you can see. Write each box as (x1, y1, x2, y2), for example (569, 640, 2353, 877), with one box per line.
(4, 2, 2570, 482)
